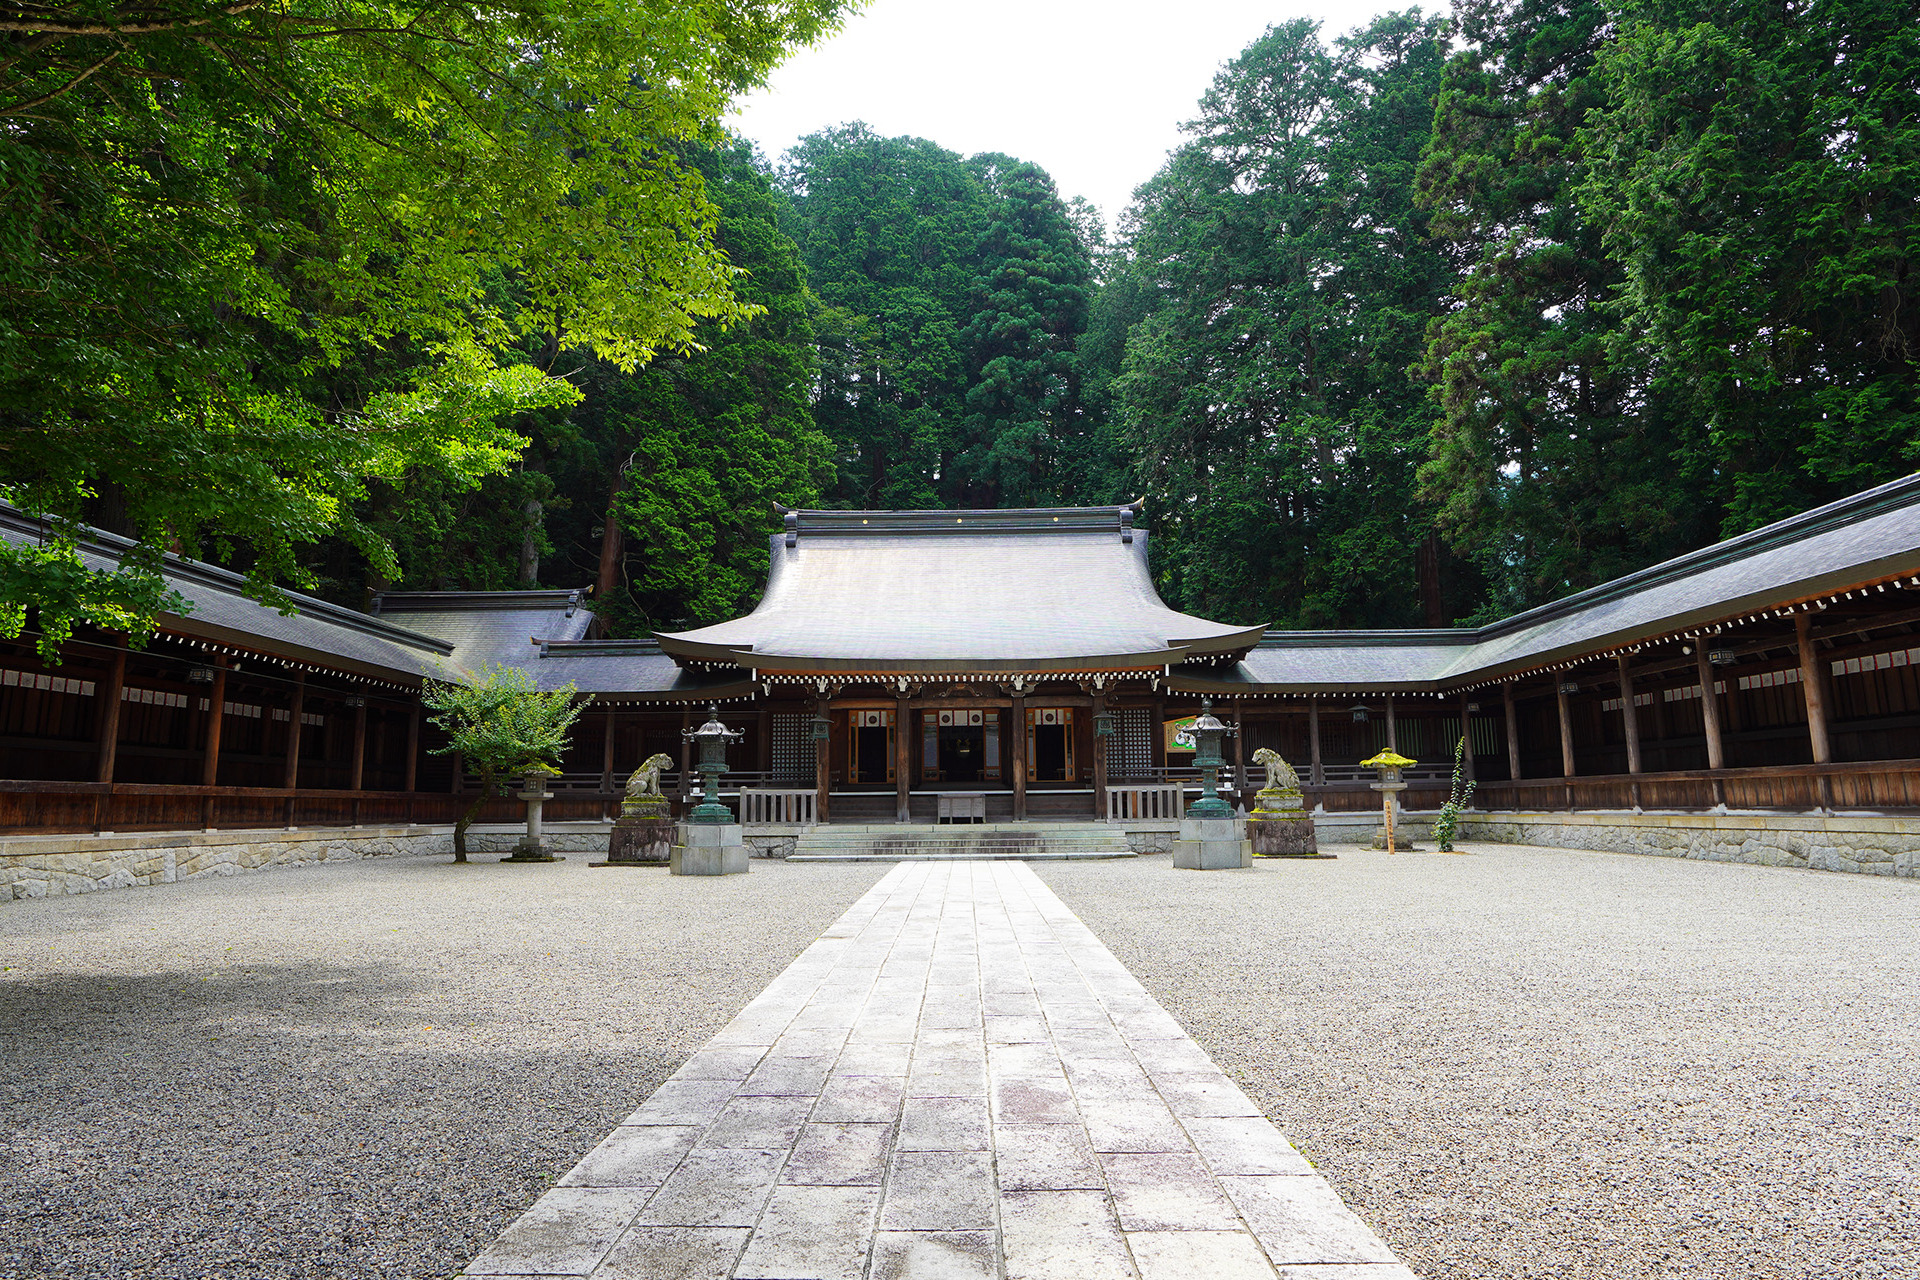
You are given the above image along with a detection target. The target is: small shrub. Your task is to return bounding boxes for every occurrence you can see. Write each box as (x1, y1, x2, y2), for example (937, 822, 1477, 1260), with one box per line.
(1432, 734, 1478, 853)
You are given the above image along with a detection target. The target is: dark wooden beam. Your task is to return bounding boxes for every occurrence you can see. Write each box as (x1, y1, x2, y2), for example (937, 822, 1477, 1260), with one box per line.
(93, 639, 126, 785)
(1503, 681, 1522, 783)
(895, 698, 911, 824)
(1696, 646, 1726, 808)
(1011, 695, 1028, 821)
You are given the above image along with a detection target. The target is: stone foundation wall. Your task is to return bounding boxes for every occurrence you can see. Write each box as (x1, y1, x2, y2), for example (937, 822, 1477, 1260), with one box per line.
(1, 826, 451, 899)
(1456, 811, 1920, 877)
(1301, 808, 1918, 877)
(0, 821, 633, 900)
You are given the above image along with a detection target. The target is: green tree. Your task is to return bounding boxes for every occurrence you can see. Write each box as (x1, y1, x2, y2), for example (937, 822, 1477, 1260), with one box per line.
(580, 142, 833, 630)
(1415, 0, 1704, 618)
(0, 0, 851, 652)
(780, 125, 991, 507)
(424, 665, 583, 861)
(1576, 0, 1920, 531)
(1117, 13, 1465, 628)
(954, 156, 1097, 507)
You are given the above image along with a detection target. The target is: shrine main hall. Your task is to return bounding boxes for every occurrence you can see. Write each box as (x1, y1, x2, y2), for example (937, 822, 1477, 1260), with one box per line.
(2, 475, 1919, 887)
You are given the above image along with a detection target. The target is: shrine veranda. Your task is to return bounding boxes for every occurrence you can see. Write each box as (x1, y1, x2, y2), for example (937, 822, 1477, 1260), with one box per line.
(2, 479, 1920, 890)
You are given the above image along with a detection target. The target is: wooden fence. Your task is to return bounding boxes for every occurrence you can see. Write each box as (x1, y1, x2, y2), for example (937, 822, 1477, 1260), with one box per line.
(3, 758, 1915, 836)
(739, 788, 817, 825)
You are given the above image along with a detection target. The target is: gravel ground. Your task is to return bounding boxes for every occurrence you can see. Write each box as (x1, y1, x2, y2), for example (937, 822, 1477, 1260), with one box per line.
(0, 853, 887, 1280)
(1035, 844, 1920, 1280)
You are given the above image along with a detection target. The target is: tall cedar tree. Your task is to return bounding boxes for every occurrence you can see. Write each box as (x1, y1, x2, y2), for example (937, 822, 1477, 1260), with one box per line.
(1576, 0, 1920, 531)
(1415, 0, 1706, 618)
(779, 126, 1106, 508)
(587, 143, 833, 630)
(955, 156, 1097, 507)
(1118, 13, 1467, 629)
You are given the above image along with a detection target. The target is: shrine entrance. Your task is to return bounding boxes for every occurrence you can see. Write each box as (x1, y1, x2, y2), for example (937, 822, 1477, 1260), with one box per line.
(1027, 707, 1075, 783)
(847, 710, 895, 785)
(920, 710, 1003, 786)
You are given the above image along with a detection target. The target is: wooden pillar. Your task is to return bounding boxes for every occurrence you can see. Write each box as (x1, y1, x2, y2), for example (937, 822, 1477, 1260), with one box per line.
(1559, 679, 1574, 771)
(813, 701, 831, 823)
(1795, 613, 1832, 763)
(200, 660, 228, 829)
(757, 709, 772, 776)
(348, 695, 367, 825)
(679, 709, 695, 808)
(200, 658, 228, 788)
(1556, 678, 1576, 810)
(282, 674, 306, 788)
(404, 703, 420, 792)
(1458, 692, 1476, 782)
(1308, 697, 1324, 788)
(1696, 646, 1726, 808)
(1011, 694, 1028, 821)
(1091, 693, 1109, 817)
(349, 699, 368, 791)
(1230, 700, 1244, 795)
(1616, 655, 1643, 775)
(283, 672, 305, 826)
(1503, 681, 1521, 806)
(895, 698, 911, 824)
(94, 639, 126, 784)
(1385, 695, 1397, 752)
(1795, 612, 1833, 810)
(601, 707, 617, 790)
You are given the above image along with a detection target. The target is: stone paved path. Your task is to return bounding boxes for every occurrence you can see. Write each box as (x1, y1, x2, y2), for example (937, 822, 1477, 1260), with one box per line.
(462, 861, 1416, 1280)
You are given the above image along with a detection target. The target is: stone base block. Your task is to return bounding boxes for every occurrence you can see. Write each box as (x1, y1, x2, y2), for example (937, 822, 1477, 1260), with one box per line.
(671, 823, 749, 877)
(502, 837, 561, 863)
(604, 817, 675, 865)
(1371, 826, 1422, 852)
(1173, 817, 1253, 870)
(1250, 814, 1330, 858)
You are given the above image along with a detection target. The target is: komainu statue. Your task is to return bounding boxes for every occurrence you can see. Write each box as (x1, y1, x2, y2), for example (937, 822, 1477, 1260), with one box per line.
(626, 753, 675, 799)
(1251, 747, 1301, 793)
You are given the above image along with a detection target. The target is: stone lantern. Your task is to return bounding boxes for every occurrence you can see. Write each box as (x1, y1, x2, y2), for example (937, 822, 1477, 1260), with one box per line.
(1362, 750, 1418, 853)
(672, 706, 750, 876)
(505, 767, 560, 862)
(1186, 700, 1234, 819)
(684, 706, 746, 825)
(1173, 699, 1252, 870)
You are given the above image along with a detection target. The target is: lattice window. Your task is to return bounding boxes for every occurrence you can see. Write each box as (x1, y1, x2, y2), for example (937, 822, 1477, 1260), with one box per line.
(771, 713, 810, 783)
(1114, 707, 1153, 779)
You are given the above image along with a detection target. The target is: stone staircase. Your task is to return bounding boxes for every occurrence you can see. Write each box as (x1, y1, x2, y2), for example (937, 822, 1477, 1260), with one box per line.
(786, 822, 1137, 862)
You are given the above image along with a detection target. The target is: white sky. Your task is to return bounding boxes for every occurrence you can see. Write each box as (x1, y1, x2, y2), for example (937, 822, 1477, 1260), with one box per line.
(730, 0, 1436, 231)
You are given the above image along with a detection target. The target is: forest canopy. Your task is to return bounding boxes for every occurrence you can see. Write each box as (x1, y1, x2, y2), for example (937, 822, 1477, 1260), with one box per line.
(0, 0, 853, 653)
(5, 0, 1915, 642)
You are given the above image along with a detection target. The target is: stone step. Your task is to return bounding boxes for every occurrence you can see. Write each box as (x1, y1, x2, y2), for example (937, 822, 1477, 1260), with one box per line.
(787, 849, 1135, 862)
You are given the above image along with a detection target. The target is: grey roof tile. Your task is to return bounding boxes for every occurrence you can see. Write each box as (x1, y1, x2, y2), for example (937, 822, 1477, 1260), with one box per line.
(658, 511, 1263, 670)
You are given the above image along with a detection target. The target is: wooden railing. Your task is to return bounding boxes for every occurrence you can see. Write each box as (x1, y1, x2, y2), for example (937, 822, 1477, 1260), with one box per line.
(4, 758, 1914, 838)
(739, 788, 817, 826)
(0, 780, 640, 836)
(1107, 784, 1184, 821)
(1469, 758, 1920, 812)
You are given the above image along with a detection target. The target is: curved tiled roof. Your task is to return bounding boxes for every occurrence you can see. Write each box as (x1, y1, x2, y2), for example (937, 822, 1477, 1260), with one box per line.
(655, 507, 1266, 672)
(1179, 474, 1920, 694)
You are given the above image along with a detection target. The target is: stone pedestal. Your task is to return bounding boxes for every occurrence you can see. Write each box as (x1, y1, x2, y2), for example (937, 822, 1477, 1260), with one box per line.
(1172, 816, 1252, 870)
(671, 822, 749, 877)
(596, 797, 675, 866)
(1369, 781, 1419, 851)
(1249, 788, 1332, 858)
(503, 783, 560, 862)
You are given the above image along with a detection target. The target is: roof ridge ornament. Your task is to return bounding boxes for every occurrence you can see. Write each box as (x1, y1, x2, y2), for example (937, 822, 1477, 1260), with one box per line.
(774, 502, 799, 548)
